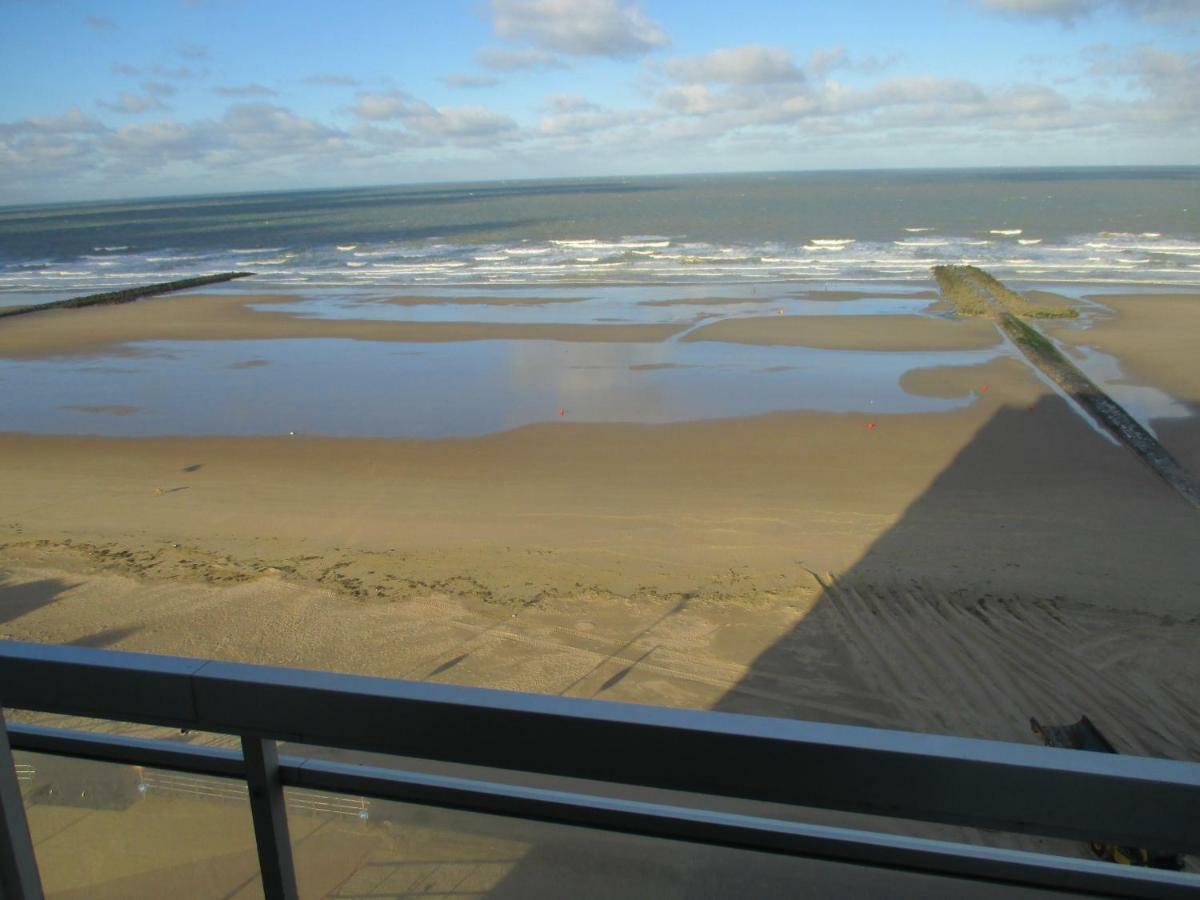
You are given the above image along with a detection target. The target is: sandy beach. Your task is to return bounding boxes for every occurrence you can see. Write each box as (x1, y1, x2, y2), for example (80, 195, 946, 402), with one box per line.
(1, 282, 1198, 760)
(0, 292, 684, 359)
(1044, 292, 1200, 472)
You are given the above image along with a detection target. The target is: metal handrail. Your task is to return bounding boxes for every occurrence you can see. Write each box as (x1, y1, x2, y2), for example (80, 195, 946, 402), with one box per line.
(0, 640, 1197, 899)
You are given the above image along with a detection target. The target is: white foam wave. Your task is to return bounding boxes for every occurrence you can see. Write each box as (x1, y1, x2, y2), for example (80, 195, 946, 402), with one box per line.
(230, 247, 284, 254)
(336, 244, 357, 251)
(810, 239, 855, 247)
(92, 245, 129, 251)
(904, 227, 932, 233)
(1018, 239, 1042, 245)
(990, 229, 1022, 236)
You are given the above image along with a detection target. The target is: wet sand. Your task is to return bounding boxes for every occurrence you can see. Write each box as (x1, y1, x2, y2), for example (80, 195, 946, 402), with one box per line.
(1, 283, 1198, 762)
(1044, 292, 1200, 472)
(1045, 293, 1200, 402)
(683, 314, 1001, 350)
(0, 293, 683, 359)
(378, 293, 595, 306)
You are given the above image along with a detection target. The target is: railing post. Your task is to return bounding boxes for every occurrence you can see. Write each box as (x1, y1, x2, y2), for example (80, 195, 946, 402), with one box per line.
(0, 710, 44, 900)
(241, 736, 298, 900)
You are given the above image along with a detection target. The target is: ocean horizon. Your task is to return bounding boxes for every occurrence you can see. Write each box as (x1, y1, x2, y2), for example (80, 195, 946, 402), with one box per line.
(2, 166, 1198, 295)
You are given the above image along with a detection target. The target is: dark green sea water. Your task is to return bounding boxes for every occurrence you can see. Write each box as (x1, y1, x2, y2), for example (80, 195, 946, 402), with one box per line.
(1, 167, 1197, 293)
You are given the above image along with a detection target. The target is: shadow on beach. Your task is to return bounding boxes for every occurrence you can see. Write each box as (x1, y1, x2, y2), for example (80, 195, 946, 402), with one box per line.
(472, 395, 1200, 896)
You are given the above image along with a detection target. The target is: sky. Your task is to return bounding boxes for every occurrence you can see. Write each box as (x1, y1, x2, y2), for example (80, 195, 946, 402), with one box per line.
(1, 0, 1198, 204)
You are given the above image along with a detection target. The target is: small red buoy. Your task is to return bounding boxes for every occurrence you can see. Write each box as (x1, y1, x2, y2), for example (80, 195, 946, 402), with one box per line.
(980, 385, 989, 393)
(558, 407, 566, 416)
(867, 421, 876, 430)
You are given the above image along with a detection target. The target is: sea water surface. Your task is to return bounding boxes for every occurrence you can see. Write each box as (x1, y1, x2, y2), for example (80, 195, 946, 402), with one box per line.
(2, 168, 1198, 296)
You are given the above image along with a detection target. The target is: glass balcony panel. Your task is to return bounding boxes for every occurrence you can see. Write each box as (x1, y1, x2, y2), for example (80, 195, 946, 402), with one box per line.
(284, 788, 1083, 900)
(14, 749, 264, 899)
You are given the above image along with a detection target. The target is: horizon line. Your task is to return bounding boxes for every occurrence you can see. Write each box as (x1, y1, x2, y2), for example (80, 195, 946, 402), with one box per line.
(3, 163, 1199, 213)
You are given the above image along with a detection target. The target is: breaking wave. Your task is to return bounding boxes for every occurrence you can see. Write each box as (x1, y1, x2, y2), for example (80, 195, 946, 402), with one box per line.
(4, 230, 1200, 292)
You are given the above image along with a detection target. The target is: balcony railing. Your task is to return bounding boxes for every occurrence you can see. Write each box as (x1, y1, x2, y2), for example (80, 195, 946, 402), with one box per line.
(0, 639, 1196, 898)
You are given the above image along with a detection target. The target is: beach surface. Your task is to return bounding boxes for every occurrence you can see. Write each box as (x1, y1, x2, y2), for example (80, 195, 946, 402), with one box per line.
(682, 313, 1001, 350)
(1, 282, 1198, 762)
(1044, 292, 1200, 472)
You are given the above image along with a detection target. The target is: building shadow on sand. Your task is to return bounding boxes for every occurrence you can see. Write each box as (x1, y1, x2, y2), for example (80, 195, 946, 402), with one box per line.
(470, 394, 1200, 897)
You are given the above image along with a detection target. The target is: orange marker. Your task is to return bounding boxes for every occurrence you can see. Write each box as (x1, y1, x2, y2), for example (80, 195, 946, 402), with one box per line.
(980, 385, 989, 393)
(867, 421, 876, 430)
(558, 407, 566, 416)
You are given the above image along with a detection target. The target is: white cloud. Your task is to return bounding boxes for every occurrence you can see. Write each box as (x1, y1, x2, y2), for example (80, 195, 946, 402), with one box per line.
(979, 0, 1200, 24)
(351, 90, 411, 121)
(97, 91, 169, 114)
(542, 94, 601, 113)
(805, 47, 848, 79)
(303, 73, 361, 87)
(663, 45, 804, 85)
(442, 73, 502, 88)
(350, 91, 519, 143)
(490, 0, 668, 59)
(476, 47, 567, 71)
(214, 84, 278, 98)
(0, 107, 106, 138)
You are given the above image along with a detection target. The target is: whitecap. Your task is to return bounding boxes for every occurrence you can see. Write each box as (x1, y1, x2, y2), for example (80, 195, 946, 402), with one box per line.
(810, 239, 855, 246)
(904, 227, 932, 233)
(989, 229, 1022, 236)
(1017, 239, 1042, 245)
(230, 247, 284, 254)
(92, 245, 129, 251)
(336, 244, 358, 251)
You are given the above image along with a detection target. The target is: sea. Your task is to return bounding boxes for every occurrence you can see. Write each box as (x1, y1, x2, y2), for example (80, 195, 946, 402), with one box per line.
(0, 167, 1197, 299)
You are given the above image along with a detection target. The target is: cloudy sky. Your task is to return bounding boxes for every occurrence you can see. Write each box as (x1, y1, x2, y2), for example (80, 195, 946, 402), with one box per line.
(1, 0, 1197, 204)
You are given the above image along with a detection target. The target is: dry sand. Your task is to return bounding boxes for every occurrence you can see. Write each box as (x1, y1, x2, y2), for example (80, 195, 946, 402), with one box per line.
(682, 314, 1001, 350)
(0, 292, 682, 359)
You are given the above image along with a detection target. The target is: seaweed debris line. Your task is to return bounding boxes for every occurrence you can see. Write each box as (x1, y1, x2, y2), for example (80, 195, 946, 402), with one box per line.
(934, 264, 1200, 509)
(0, 272, 254, 320)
